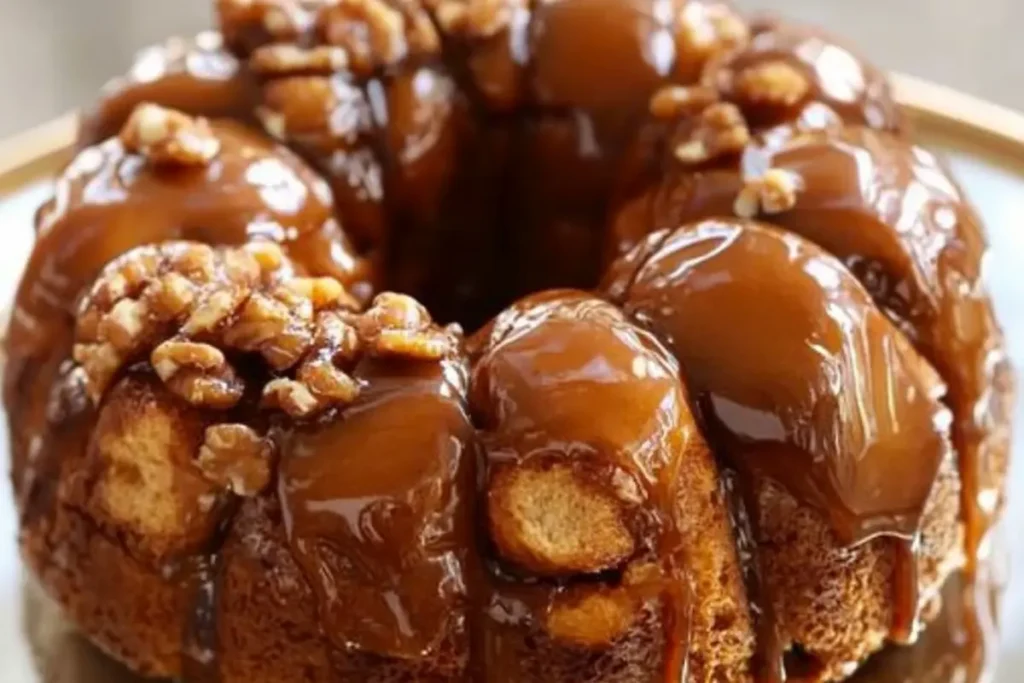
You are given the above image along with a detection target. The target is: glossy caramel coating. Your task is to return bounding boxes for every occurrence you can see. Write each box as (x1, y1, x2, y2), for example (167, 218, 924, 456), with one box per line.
(610, 125, 1013, 572)
(5, 110, 369, 507)
(606, 220, 951, 546)
(221, 0, 753, 313)
(369, 64, 508, 326)
(78, 32, 257, 149)
(7, 1, 1015, 681)
(470, 291, 754, 682)
(277, 354, 476, 674)
(702, 21, 905, 134)
(504, 0, 751, 296)
(604, 219, 961, 677)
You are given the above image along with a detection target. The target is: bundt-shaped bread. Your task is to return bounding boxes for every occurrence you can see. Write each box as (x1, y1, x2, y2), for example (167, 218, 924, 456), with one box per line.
(5, 1, 1012, 682)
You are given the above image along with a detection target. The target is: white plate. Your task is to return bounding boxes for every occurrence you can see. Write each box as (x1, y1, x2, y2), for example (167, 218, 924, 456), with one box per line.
(0, 75, 1022, 681)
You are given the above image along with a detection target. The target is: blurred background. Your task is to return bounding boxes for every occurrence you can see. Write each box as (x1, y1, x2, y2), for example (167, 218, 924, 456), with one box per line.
(0, 0, 1021, 137)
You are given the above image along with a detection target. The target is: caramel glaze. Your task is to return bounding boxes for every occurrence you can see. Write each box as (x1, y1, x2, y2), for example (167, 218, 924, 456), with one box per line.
(77, 32, 258, 149)
(469, 290, 704, 682)
(276, 354, 477, 676)
(500, 0, 750, 298)
(226, 6, 509, 328)
(702, 20, 906, 135)
(609, 124, 1014, 578)
(603, 220, 954, 677)
(210, 0, 749, 324)
(4, 121, 370, 505)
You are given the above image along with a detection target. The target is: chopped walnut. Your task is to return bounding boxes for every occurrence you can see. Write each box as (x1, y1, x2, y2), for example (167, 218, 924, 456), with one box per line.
(74, 242, 455, 421)
(120, 104, 221, 166)
(677, 2, 750, 58)
(734, 168, 803, 218)
(358, 292, 455, 359)
(197, 424, 275, 496)
(249, 43, 349, 75)
(430, 0, 525, 38)
(75, 241, 322, 405)
(260, 309, 362, 417)
(672, 102, 751, 165)
(316, 0, 439, 74)
(217, 0, 325, 47)
(733, 59, 811, 107)
(257, 75, 372, 145)
(648, 85, 719, 120)
(151, 340, 245, 409)
(261, 378, 321, 417)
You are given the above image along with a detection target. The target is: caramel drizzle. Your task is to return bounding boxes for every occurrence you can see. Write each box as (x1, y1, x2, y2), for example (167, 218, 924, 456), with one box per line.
(890, 536, 923, 645)
(181, 553, 224, 683)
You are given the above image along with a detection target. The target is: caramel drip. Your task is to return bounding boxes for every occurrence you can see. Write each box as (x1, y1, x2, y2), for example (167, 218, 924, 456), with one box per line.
(732, 127, 1013, 581)
(604, 219, 954, 679)
(181, 554, 224, 683)
(277, 355, 476, 671)
(469, 291, 705, 680)
(662, 581, 692, 683)
(607, 121, 1012, 654)
(890, 537, 923, 645)
(727, 471, 785, 683)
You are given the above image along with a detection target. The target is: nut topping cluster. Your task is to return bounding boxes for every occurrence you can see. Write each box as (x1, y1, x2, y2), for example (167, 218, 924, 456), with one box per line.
(73, 241, 458, 421)
(218, 0, 439, 74)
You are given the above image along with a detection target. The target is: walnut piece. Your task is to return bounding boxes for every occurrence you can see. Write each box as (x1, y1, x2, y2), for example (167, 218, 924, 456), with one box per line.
(257, 74, 372, 145)
(677, 2, 750, 57)
(120, 104, 221, 166)
(197, 424, 275, 496)
(249, 43, 349, 75)
(734, 168, 803, 218)
(733, 59, 811, 107)
(217, 0, 327, 47)
(430, 0, 525, 38)
(316, 0, 439, 74)
(648, 85, 719, 120)
(151, 340, 244, 409)
(672, 102, 751, 165)
(358, 292, 456, 360)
